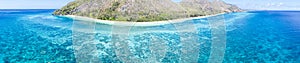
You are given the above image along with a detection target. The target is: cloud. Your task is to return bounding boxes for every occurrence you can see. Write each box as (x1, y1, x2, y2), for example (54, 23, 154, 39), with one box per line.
(224, 0, 300, 10)
(266, 3, 284, 7)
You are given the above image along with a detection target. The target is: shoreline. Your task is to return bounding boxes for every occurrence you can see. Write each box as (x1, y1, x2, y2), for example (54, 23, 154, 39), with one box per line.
(63, 13, 225, 26)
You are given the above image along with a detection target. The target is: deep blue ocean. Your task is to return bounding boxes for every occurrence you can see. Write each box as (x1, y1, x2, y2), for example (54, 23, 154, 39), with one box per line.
(0, 9, 299, 63)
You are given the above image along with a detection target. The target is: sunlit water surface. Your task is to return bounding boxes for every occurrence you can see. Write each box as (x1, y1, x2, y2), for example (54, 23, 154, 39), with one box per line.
(0, 9, 299, 63)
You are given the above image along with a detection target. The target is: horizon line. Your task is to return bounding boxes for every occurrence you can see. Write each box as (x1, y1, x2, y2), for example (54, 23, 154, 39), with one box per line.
(0, 9, 300, 11)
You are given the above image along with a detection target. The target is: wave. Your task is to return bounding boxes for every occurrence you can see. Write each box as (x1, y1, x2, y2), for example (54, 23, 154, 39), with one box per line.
(27, 15, 59, 20)
(18, 12, 255, 37)
(17, 12, 254, 45)
(18, 15, 73, 45)
(224, 12, 255, 31)
(187, 12, 254, 32)
(19, 14, 73, 29)
(230, 13, 255, 30)
(71, 12, 255, 34)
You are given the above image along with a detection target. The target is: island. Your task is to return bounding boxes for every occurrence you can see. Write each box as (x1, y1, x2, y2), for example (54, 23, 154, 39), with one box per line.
(53, 0, 242, 22)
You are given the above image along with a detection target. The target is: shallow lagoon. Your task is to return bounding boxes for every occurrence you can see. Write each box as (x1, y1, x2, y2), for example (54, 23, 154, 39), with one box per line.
(0, 9, 299, 63)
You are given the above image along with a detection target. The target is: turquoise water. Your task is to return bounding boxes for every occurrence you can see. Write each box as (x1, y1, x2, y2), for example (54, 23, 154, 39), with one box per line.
(0, 9, 299, 63)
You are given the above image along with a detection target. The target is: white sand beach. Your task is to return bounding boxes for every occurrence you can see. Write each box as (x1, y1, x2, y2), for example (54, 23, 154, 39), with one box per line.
(64, 13, 225, 26)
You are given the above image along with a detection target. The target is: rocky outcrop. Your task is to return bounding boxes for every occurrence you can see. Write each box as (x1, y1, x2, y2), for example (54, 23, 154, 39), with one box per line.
(53, 0, 242, 22)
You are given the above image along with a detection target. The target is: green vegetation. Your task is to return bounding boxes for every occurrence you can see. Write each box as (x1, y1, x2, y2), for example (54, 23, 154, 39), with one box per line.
(97, 1, 121, 20)
(53, 2, 80, 15)
(53, 0, 242, 22)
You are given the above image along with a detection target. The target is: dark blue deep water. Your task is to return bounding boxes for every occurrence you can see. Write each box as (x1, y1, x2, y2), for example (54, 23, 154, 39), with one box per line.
(0, 9, 299, 63)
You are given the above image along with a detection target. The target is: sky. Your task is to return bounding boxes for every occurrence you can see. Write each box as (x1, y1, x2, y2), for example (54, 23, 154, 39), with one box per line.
(0, 0, 299, 10)
(0, 0, 73, 9)
(223, 0, 300, 10)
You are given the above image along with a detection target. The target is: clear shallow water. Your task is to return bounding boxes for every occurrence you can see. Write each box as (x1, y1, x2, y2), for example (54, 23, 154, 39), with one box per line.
(0, 9, 299, 63)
